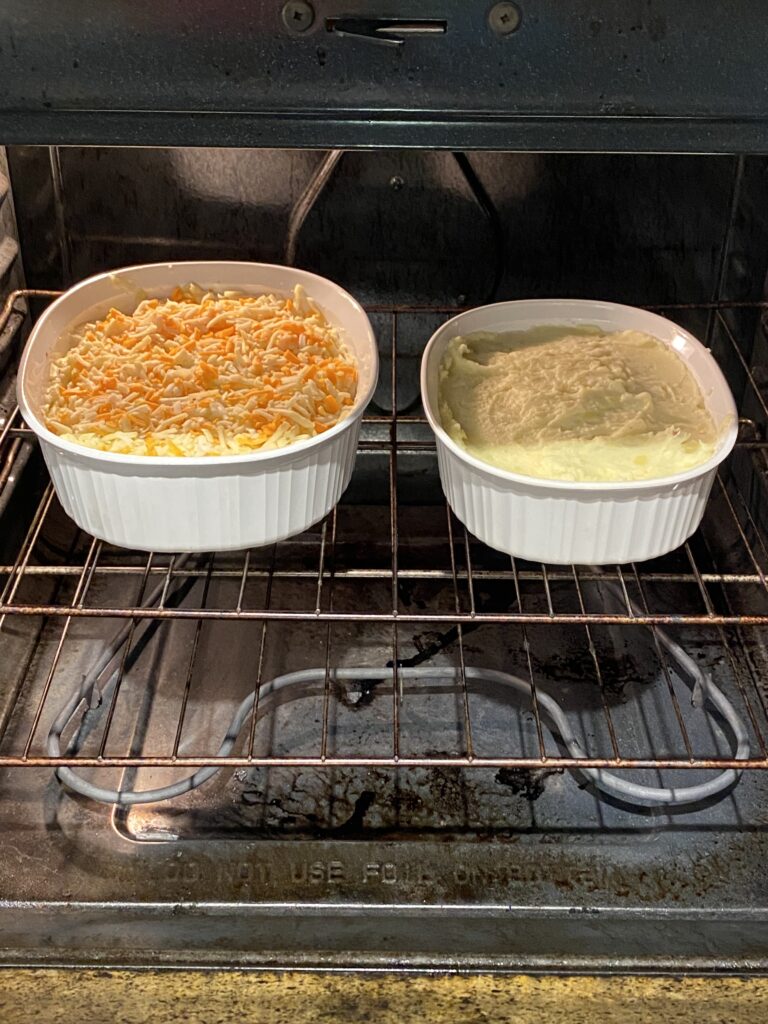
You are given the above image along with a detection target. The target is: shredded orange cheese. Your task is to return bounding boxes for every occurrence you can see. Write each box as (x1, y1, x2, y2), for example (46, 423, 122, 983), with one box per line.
(43, 284, 358, 456)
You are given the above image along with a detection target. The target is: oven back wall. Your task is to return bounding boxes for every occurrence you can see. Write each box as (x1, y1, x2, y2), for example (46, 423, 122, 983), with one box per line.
(8, 147, 762, 308)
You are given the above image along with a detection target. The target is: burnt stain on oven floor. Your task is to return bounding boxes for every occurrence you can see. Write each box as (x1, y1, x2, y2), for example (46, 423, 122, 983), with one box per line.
(225, 758, 574, 845)
(396, 578, 645, 709)
(235, 765, 487, 840)
(224, 757, 569, 842)
(495, 766, 565, 801)
(532, 647, 635, 701)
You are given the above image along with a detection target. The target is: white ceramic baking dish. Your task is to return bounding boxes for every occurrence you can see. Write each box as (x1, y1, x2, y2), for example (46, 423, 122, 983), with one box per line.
(421, 299, 738, 565)
(18, 261, 378, 553)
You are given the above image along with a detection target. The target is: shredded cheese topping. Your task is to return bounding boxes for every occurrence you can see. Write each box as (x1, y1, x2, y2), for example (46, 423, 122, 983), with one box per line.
(43, 284, 358, 457)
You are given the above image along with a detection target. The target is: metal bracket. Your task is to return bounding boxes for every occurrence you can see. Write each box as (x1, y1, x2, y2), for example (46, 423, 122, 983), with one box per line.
(326, 18, 447, 47)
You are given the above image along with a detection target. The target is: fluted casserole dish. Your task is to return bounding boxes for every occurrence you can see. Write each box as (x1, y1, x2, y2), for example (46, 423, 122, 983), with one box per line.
(421, 299, 737, 565)
(18, 261, 378, 552)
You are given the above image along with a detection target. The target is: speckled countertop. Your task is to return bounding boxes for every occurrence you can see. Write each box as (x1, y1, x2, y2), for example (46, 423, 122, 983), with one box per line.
(1, 970, 767, 1023)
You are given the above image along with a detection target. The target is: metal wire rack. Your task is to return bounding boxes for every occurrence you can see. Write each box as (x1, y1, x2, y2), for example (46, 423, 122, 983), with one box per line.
(2, 289, 768, 774)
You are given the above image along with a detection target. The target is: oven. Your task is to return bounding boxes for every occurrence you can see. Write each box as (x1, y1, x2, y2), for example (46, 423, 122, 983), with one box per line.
(2, 1, 768, 1008)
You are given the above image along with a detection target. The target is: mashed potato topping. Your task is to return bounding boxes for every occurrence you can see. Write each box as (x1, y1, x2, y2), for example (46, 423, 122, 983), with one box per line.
(438, 327, 720, 483)
(44, 284, 358, 457)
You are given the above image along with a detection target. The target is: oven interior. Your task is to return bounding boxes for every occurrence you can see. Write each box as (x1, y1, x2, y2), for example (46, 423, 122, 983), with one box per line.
(1, 147, 768, 970)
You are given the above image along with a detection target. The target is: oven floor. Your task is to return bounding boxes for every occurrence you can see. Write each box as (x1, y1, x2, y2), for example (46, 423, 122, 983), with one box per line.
(1, 756, 768, 968)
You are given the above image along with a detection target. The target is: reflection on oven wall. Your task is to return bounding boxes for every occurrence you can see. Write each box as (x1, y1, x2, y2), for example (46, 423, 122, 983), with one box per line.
(8, 146, 768, 432)
(8, 147, 768, 311)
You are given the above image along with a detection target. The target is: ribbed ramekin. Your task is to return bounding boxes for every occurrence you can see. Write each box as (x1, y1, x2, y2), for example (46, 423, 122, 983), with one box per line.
(421, 299, 738, 565)
(18, 261, 378, 553)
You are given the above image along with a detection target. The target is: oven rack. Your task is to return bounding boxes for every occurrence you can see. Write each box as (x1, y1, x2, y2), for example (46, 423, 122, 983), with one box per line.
(2, 291, 768, 774)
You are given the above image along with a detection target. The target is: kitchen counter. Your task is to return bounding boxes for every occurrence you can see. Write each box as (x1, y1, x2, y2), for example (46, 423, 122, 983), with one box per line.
(1, 970, 767, 1023)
